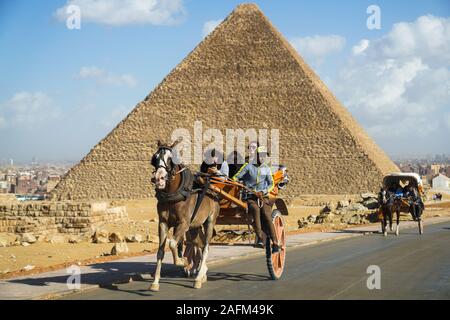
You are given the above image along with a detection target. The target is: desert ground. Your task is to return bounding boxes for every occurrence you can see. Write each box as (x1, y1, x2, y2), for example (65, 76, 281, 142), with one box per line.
(1, 192, 449, 280)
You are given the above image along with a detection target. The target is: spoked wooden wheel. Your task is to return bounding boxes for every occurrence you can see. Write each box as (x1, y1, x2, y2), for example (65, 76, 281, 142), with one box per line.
(183, 243, 201, 277)
(265, 210, 286, 280)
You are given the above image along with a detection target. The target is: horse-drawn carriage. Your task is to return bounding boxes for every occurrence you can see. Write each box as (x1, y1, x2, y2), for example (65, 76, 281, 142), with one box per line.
(378, 172, 425, 236)
(149, 140, 289, 291)
(183, 166, 290, 280)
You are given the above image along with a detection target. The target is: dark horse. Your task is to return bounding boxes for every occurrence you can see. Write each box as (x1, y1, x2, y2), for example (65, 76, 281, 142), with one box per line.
(378, 189, 397, 236)
(150, 139, 220, 290)
(378, 187, 424, 236)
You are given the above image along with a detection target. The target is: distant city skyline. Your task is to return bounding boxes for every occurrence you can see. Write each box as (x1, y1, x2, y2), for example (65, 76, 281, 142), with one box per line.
(1, 0, 449, 162)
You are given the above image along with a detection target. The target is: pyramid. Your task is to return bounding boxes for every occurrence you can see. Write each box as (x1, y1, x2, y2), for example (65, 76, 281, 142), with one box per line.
(51, 3, 398, 201)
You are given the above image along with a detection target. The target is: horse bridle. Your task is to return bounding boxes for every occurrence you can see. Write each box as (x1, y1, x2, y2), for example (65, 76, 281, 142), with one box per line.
(151, 146, 186, 182)
(151, 147, 175, 180)
(380, 190, 394, 205)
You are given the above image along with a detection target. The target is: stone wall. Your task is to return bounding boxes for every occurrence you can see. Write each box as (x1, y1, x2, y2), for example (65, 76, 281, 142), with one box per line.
(0, 201, 127, 236)
(50, 4, 398, 201)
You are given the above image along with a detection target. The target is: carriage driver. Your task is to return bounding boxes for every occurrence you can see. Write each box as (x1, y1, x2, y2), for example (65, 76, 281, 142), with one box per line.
(232, 146, 281, 253)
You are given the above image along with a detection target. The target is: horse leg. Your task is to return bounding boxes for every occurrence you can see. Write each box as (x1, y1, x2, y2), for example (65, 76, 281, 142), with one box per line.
(395, 209, 400, 236)
(150, 221, 168, 292)
(169, 220, 189, 267)
(388, 209, 393, 232)
(382, 211, 387, 236)
(194, 215, 215, 289)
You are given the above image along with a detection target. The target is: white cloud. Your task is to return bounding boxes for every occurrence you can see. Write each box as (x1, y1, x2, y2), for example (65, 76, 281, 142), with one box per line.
(55, 0, 186, 26)
(0, 92, 60, 128)
(290, 35, 346, 65)
(371, 15, 450, 66)
(331, 15, 450, 150)
(77, 66, 137, 87)
(352, 39, 369, 56)
(202, 19, 222, 37)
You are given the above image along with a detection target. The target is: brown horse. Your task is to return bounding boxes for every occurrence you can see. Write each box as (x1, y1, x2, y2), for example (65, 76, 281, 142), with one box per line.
(150, 140, 220, 290)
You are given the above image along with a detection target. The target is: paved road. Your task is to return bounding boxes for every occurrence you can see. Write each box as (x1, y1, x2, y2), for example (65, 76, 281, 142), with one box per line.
(64, 221, 450, 300)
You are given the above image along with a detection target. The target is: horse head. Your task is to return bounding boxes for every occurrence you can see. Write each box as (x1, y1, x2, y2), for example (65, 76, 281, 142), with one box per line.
(379, 188, 393, 206)
(151, 138, 182, 190)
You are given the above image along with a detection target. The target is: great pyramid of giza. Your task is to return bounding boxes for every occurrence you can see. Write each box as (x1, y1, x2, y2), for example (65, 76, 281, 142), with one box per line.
(51, 3, 398, 201)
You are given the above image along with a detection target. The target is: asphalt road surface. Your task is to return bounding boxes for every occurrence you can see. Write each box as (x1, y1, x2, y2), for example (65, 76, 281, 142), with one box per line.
(64, 221, 450, 300)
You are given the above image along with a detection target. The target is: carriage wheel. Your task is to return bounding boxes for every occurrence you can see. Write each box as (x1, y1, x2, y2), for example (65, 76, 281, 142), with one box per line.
(265, 209, 286, 280)
(183, 243, 201, 277)
(418, 218, 424, 235)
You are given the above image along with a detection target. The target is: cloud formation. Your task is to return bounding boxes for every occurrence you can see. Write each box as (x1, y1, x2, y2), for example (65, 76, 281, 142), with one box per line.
(55, 0, 186, 26)
(332, 15, 450, 153)
(0, 92, 60, 129)
(77, 66, 137, 87)
(290, 35, 346, 65)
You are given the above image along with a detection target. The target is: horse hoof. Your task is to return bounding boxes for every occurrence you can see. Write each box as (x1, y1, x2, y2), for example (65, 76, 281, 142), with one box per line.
(194, 281, 202, 289)
(383, 231, 387, 237)
(395, 228, 399, 236)
(150, 283, 160, 292)
(202, 275, 208, 284)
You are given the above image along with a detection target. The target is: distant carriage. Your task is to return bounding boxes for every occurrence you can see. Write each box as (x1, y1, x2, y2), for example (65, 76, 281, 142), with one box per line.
(378, 172, 425, 236)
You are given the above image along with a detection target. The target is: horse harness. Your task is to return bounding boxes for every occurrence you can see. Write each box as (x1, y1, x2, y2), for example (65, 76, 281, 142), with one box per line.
(152, 146, 214, 222)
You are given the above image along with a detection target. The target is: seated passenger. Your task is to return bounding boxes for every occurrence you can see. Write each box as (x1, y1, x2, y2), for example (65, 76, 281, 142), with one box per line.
(200, 148, 229, 177)
(226, 151, 244, 179)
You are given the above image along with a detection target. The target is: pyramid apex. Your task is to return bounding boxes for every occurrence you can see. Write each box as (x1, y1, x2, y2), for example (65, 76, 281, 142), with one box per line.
(233, 3, 261, 14)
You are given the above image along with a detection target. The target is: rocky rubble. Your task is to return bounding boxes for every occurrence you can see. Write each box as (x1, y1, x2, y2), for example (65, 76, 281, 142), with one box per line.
(297, 194, 380, 229)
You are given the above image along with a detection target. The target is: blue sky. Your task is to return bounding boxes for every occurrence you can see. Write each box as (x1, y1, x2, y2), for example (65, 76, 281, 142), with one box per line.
(0, 0, 449, 163)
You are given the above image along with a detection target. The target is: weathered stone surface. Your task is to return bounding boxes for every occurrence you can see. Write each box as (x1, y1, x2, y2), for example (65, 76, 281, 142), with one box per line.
(362, 198, 379, 209)
(0, 201, 128, 238)
(320, 203, 335, 214)
(337, 200, 350, 209)
(111, 242, 129, 255)
(316, 211, 336, 224)
(20, 233, 36, 244)
(361, 193, 378, 200)
(93, 229, 109, 244)
(50, 3, 398, 202)
(297, 218, 309, 229)
(68, 236, 82, 244)
(342, 203, 368, 212)
(109, 232, 124, 243)
(125, 234, 143, 243)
